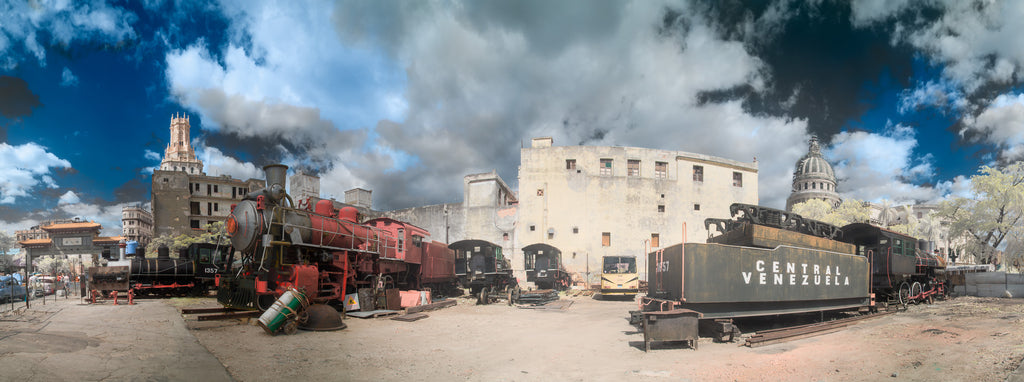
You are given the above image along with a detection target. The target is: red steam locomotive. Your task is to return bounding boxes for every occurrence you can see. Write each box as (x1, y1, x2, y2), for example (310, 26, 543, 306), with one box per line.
(218, 164, 457, 310)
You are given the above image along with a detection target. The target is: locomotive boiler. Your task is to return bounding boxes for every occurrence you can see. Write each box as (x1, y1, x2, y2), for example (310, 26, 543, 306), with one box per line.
(218, 164, 454, 311)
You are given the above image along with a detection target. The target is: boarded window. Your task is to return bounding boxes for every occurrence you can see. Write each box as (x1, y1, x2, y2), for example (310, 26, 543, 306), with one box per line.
(566, 159, 576, 170)
(602, 232, 611, 247)
(693, 165, 703, 182)
(655, 162, 668, 178)
(733, 172, 743, 187)
(627, 160, 640, 177)
(658, 205, 665, 213)
(600, 159, 612, 176)
(651, 233, 660, 248)
(694, 204, 700, 211)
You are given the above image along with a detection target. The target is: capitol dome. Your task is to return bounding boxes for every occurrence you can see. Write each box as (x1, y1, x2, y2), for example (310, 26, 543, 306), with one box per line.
(786, 136, 840, 211)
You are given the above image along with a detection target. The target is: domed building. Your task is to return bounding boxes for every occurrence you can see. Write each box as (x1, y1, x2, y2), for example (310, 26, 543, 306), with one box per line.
(786, 135, 840, 211)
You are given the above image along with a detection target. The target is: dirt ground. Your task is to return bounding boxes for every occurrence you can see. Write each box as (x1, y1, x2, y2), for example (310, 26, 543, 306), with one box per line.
(2, 293, 1022, 381)
(183, 295, 1024, 382)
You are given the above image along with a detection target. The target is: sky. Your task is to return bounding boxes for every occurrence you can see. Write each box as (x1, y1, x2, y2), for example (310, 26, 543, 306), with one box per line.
(1, 0, 1023, 237)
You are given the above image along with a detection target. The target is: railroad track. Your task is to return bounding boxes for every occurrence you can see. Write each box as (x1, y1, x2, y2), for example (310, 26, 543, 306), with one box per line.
(744, 311, 895, 347)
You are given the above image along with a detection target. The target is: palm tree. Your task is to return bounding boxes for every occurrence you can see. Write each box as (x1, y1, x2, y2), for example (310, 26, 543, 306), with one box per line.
(877, 199, 898, 227)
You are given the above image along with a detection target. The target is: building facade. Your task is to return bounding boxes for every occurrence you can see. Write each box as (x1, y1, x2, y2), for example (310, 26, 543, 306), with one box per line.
(121, 205, 154, 246)
(151, 115, 265, 237)
(786, 136, 840, 211)
(517, 137, 759, 284)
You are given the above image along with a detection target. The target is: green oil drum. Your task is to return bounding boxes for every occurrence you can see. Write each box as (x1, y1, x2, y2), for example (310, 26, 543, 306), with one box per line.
(257, 288, 308, 335)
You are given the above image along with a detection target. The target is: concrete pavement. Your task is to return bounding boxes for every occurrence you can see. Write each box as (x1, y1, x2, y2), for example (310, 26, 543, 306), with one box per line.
(0, 295, 233, 381)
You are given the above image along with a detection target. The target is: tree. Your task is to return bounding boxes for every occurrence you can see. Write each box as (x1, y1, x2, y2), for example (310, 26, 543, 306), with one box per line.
(877, 199, 899, 227)
(791, 198, 871, 227)
(150, 222, 229, 254)
(937, 162, 1024, 267)
(0, 232, 18, 274)
(35, 257, 69, 275)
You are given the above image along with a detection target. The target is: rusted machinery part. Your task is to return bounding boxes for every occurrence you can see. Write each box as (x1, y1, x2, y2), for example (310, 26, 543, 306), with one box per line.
(298, 304, 346, 331)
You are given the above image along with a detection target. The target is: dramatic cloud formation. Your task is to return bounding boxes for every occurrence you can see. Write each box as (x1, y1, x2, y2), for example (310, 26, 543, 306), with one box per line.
(0, 142, 72, 204)
(962, 93, 1024, 161)
(827, 123, 940, 203)
(0, 1, 137, 69)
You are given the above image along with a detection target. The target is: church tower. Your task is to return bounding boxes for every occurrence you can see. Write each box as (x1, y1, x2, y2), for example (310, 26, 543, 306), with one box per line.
(786, 135, 840, 211)
(159, 113, 204, 175)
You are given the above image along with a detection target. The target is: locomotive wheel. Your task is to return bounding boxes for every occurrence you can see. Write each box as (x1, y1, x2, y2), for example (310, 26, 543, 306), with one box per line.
(477, 287, 489, 305)
(910, 282, 923, 305)
(897, 282, 911, 308)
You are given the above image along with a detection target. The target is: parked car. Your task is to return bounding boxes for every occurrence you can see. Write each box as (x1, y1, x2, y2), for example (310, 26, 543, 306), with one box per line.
(0, 275, 27, 303)
(32, 276, 56, 297)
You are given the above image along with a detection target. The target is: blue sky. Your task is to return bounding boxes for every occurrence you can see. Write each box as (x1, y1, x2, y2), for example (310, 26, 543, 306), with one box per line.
(1, 1, 1023, 236)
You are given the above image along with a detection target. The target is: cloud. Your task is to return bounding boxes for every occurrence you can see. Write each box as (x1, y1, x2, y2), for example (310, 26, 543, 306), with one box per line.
(194, 141, 265, 181)
(57, 201, 134, 237)
(144, 149, 161, 161)
(0, 142, 72, 204)
(898, 79, 968, 114)
(962, 92, 1024, 161)
(58, 190, 80, 205)
(60, 67, 79, 87)
(0, 1, 137, 70)
(826, 123, 941, 204)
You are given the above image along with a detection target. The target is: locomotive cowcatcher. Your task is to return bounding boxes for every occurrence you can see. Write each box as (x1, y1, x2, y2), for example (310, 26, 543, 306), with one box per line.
(218, 164, 455, 311)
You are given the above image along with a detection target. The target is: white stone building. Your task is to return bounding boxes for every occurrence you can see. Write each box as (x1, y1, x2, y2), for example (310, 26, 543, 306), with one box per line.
(517, 137, 759, 284)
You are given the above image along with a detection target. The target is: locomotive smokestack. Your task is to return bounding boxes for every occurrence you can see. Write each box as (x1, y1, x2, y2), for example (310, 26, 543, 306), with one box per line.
(263, 164, 289, 201)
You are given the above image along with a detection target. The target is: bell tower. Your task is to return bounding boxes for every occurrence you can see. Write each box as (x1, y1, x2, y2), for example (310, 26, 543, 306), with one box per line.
(159, 113, 204, 175)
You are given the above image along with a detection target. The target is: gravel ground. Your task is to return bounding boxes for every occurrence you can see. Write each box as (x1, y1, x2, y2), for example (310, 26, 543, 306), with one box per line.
(184, 294, 1024, 382)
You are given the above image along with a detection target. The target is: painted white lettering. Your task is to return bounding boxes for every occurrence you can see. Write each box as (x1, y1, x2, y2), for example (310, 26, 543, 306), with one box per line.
(759, 273, 766, 285)
(814, 264, 820, 274)
(772, 261, 780, 273)
(801, 263, 808, 273)
(774, 274, 783, 285)
(825, 266, 831, 275)
(836, 266, 840, 276)
(844, 276, 849, 285)
(814, 275, 821, 285)
(756, 260, 765, 272)
(787, 262, 796, 273)
(825, 275, 830, 285)
(789, 274, 796, 285)
(742, 272, 752, 284)
(802, 275, 809, 285)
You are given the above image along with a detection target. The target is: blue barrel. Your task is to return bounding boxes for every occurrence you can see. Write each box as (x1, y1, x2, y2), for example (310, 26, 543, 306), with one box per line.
(126, 240, 139, 255)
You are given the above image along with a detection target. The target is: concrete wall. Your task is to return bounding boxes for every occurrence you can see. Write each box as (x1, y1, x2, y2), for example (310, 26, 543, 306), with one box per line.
(954, 272, 1024, 298)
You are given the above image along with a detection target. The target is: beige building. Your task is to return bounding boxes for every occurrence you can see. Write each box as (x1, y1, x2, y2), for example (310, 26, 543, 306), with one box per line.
(151, 115, 265, 237)
(517, 137, 759, 284)
(121, 205, 153, 246)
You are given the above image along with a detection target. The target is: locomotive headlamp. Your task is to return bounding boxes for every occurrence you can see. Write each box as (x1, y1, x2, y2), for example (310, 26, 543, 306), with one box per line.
(226, 217, 238, 235)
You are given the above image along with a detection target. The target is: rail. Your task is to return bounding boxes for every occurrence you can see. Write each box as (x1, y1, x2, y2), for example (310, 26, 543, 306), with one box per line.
(744, 311, 894, 347)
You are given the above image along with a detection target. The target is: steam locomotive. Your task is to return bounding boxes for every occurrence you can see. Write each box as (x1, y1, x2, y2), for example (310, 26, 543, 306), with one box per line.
(218, 164, 458, 310)
(88, 243, 231, 297)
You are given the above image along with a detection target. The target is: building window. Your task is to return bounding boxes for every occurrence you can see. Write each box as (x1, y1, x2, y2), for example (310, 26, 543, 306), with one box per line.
(651, 233, 660, 248)
(530, 225, 536, 231)
(602, 232, 611, 247)
(207, 202, 212, 216)
(694, 204, 700, 211)
(600, 158, 612, 176)
(214, 203, 219, 212)
(207, 184, 212, 195)
(214, 185, 219, 193)
(537, 189, 544, 196)
(232, 187, 237, 199)
(548, 231, 554, 239)
(627, 160, 640, 177)
(655, 162, 668, 179)
(566, 159, 576, 170)
(573, 227, 579, 234)
(190, 220, 200, 229)
(503, 233, 509, 241)
(733, 172, 743, 187)
(658, 205, 665, 213)
(812, 182, 817, 189)
(190, 202, 201, 215)
(693, 165, 703, 182)
(162, 178, 168, 183)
